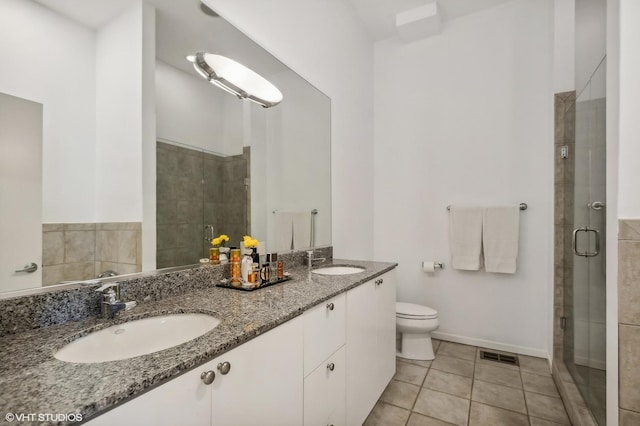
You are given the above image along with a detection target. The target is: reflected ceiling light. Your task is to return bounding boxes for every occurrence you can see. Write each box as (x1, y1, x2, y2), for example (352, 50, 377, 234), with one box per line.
(187, 52, 283, 108)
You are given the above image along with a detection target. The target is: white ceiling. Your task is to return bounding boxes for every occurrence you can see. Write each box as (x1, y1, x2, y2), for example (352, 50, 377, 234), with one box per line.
(32, 0, 288, 78)
(345, 0, 516, 41)
(32, 0, 516, 67)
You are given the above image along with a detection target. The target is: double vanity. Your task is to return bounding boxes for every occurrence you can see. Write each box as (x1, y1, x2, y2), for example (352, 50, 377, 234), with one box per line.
(0, 254, 397, 425)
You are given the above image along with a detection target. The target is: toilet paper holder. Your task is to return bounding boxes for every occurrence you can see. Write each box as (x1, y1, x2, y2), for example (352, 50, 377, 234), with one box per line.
(422, 261, 444, 272)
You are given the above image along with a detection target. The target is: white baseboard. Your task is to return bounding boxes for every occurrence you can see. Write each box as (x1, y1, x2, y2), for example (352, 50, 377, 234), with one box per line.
(432, 331, 549, 360)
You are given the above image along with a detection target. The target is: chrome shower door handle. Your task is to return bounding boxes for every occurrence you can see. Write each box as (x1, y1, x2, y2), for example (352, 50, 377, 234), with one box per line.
(15, 262, 38, 273)
(572, 227, 600, 257)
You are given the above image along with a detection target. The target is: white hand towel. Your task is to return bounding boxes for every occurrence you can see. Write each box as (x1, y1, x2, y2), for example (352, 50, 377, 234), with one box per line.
(448, 206, 483, 271)
(274, 212, 293, 251)
(292, 211, 312, 249)
(483, 206, 520, 274)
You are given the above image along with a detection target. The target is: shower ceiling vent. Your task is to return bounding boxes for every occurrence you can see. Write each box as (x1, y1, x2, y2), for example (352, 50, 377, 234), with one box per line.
(479, 350, 519, 366)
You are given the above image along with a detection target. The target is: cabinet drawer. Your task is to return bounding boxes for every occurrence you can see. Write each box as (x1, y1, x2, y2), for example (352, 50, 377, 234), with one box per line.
(303, 293, 346, 376)
(304, 346, 346, 426)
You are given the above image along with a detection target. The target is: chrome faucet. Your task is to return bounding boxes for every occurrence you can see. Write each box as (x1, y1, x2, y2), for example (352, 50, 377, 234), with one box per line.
(97, 270, 118, 278)
(307, 250, 326, 272)
(95, 282, 136, 319)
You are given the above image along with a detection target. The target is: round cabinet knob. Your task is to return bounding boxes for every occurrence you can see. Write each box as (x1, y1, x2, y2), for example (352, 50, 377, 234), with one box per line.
(201, 370, 215, 385)
(326, 302, 335, 311)
(327, 363, 335, 371)
(217, 361, 231, 375)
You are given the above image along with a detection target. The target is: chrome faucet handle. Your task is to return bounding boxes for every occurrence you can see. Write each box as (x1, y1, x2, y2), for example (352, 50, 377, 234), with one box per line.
(95, 282, 121, 301)
(95, 282, 119, 293)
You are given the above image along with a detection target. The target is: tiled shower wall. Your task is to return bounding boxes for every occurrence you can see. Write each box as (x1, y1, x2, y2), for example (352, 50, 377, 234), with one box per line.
(156, 142, 249, 269)
(618, 219, 640, 424)
(42, 223, 142, 285)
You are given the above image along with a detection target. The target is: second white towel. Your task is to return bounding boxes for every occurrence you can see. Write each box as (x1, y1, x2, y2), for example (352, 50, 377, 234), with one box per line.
(292, 211, 312, 249)
(483, 206, 520, 274)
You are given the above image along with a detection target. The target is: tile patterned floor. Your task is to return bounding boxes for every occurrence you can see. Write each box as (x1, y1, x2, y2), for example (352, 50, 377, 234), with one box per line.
(364, 340, 572, 426)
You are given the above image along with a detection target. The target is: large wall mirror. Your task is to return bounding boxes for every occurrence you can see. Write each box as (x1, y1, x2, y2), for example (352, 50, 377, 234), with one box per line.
(0, 0, 331, 294)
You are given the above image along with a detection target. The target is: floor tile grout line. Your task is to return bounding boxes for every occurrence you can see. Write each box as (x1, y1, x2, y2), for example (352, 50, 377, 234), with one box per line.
(467, 348, 476, 425)
(472, 377, 525, 392)
(403, 364, 429, 426)
(519, 364, 532, 425)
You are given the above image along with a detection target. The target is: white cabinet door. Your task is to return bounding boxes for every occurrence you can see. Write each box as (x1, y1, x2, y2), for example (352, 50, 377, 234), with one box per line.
(345, 279, 378, 426)
(304, 346, 346, 426)
(345, 270, 397, 426)
(303, 293, 346, 377)
(211, 317, 303, 426)
(374, 269, 397, 397)
(85, 362, 212, 426)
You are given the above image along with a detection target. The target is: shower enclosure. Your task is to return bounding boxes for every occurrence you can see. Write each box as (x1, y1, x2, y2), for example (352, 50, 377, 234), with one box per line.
(561, 57, 607, 424)
(156, 140, 250, 269)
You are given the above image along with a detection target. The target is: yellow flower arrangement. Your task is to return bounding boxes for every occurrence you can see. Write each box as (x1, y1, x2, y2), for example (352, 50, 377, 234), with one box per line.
(243, 235, 259, 248)
(211, 234, 229, 247)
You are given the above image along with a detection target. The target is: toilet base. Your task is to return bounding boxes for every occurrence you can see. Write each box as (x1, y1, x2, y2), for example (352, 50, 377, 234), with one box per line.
(397, 332, 435, 361)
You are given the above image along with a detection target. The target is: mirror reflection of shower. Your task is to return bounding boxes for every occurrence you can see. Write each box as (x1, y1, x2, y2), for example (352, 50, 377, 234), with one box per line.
(156, 139, 250, 269)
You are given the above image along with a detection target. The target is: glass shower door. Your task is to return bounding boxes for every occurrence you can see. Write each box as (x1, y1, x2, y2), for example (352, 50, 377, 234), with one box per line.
(564, 57, 606, 425)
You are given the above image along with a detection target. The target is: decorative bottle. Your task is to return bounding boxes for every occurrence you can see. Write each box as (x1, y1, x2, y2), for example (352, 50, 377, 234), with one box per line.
(241, 249, 253, 284)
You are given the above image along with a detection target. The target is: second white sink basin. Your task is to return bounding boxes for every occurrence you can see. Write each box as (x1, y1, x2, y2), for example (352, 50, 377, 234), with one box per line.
(54, 313, 220, 363)
(312, 266, 365, 276)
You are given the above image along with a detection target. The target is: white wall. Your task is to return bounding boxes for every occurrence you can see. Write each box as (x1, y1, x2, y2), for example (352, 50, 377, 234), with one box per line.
(554, 0, 575, 93)
(575, 0, 607, 95)
(203, 0, 375, 260)
(156, 60, 226, 154)
(0, 0, 96, 223)
(617, 0, 640, 218)
(141, 2, 157, 271)
(95, 1, 146, 222)
(374, 0, 554, 355)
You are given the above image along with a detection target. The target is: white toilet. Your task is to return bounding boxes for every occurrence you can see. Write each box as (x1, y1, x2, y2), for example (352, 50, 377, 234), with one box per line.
(396, 302, 439, 361)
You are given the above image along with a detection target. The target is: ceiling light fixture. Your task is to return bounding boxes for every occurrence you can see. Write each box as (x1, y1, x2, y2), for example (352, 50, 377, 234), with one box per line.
(187, 52, 283, 108)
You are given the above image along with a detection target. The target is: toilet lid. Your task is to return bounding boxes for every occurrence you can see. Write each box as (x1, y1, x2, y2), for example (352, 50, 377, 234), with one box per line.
(396, 302, 438, 319)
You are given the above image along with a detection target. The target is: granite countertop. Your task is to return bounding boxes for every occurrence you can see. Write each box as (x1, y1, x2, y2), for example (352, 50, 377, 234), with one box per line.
(0, 259, 396, 425)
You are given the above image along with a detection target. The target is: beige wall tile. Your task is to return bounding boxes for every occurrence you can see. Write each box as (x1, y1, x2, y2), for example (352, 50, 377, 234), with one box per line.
(118, 231, 138, 264)
(64, 230, 95, 263)
(619, 240, 640, 324)
(43, 223, 63, 232)
(96, 230, 118, 263)
(620, 324, 640, 411)
(619, 219, 640, 240)
(136, 231, 142, 266)
(42, 265, 65, 286)
(64, 223, 96, 231)
(42, 231, 64, 266)
(116, 263, 139, 275)
(63, 262, 95, 281)
(620, 409, 640, 426)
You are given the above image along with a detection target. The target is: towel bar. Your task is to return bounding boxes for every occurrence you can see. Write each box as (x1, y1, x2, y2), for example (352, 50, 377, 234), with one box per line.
(446, 203, 528, 211)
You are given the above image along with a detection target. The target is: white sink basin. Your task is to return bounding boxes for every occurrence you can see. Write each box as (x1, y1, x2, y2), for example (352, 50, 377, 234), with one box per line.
(312, 266, 365, 276)
(54, 313, 220, 363)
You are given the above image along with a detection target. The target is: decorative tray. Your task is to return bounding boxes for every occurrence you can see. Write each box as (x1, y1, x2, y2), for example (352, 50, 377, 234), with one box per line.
(216, 275, 292, 291)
